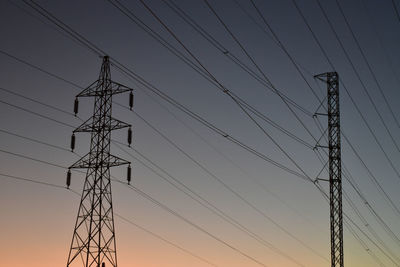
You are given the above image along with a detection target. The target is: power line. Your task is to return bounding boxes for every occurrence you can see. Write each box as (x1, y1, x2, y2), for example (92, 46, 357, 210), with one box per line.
(248, 0, 321, 103)
(0, 47, 325, 258)
(114, 213, 220, 267)
(118, 180, 269, 267)
(313, 116, 400, 264)
(360, 0, 400, 116)
(165, 4, 397, 259)
(1, 50, 329, 264)
(0, 97, 311, 265)
(18, 0, 311, 183)
(11, 2, 396, 264)
(133, 0, 316, 150)
(334, 0, 400, 149)
(127, 111, 327, 262)
(160, 0, 314, 149)
(0, 147, 66, 169)
(160, 0, 313, 117)
(246, 0, 400, 221)
(0, 137, 267, 266)
(114, 142, 308, 266)
(202, 0, 319, 147)
(0, 49, 83, 89)
(392, 0, 400, 22)
(316, 180, 399, 266)
(0, 172, 220, 267)
(313, 0, 400, 179)
(0, 55, 304, 266)
(335, 0, 400, 129)
(292, 0, 400, 221)
(0, 128, 71, 153)
(21, 0, 105, 57)
(0, 86, 77, 118)
(0, 172, 66, 189)
(0, 81, 323, 264)
(106, 0, 315, 150)
(0, 98, 74, 128)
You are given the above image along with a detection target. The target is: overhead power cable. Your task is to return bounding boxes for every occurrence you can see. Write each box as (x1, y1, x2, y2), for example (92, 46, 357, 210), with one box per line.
(392, 0, 400, 22)
(114, 142, 309, 266)
(334, 0, 400, 151)
(127, 0, 316, 150)
(237, 2, 400, 262)
(0, 172, 220, 267)
(134, 0, 318, 194)
(0, 128, 71, 153)
(292, 0, 400, 218)
(335, 0, 400, 130)
(313, 117, 400, 263)
(0, 50, 83, 89)
(248, 0, 321, 103)
(316, 180, 399, 266)
(0, 63, 308, 265)
(0, 141, 267, 266)
(160, 0, 313, 117)
(0, 49, 324, 264)
(202, 0, 318, 147)
(0, 172, 66, 189)
(19, 0, 311, 182)
(0, 80, 323, 264)
(313, 0, 400, 179)
(0, 51, 326, 266)
(343, 191, 400, 262)
(106, 0, 314, 150)
(2, 141, 389, 266)
(0, 98, 74, 128)
(361, 0, 400, 113)
(117, 181, 270, 267)
(0, 99, 311, 265)
(16, 2, 396, 264)
(128, 111, 326, 262)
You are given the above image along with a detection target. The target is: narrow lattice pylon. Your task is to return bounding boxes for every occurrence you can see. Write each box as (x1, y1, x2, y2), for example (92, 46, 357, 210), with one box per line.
(66, 56, 134, 267)
(315, 72, 344, 267)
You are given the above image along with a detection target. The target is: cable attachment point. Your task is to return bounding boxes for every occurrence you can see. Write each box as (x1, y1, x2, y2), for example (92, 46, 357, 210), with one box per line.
(66, 169, 71, 189)
(129, 91, 134, 110)
(74, 98, 79, 116)
(127, 164, 132, 185)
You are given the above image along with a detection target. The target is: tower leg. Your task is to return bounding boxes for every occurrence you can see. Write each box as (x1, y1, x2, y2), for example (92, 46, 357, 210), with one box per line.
(315, 72, 344, 267)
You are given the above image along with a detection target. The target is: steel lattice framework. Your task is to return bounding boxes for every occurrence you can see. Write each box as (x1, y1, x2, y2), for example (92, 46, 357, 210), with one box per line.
(315, 72, 344, 267)
(66, 56, 133, 267)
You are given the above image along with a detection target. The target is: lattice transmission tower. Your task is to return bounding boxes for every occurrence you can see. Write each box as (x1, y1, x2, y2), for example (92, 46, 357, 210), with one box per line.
(315, 72, 344, 267)
(66, 56, 133, 267)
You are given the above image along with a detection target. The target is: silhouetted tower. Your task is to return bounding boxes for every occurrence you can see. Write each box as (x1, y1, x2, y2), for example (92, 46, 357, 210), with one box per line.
(315, 72, 344, 267)
(66, 56, 134, 267)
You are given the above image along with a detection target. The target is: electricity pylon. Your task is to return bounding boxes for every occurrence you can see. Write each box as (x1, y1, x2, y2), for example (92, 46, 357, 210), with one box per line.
(66, 56, 133, 267)
(315, 72, 344, 267)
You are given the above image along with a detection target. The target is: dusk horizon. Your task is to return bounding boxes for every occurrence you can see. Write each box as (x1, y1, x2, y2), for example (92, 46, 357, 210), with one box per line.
(1, 0, 399, 266)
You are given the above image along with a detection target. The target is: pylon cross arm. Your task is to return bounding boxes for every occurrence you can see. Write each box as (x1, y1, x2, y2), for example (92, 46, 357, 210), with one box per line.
(69, 153, 130, 169)
(77, 80, 133, 97)
(73, 116, 131, 133)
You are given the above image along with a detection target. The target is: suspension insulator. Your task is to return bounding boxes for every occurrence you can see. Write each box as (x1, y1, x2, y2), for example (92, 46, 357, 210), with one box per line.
(127, 127, 132, 146)
(66, 169, 71, 188)
(129, 91, 134, 110)
(127, 165, 132, 185)
(70, 133, 76, 151)
(74, 98, 79, 115)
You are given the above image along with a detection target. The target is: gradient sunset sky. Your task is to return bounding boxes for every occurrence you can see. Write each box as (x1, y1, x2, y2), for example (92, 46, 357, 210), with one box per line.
(0, 0, 400, 266)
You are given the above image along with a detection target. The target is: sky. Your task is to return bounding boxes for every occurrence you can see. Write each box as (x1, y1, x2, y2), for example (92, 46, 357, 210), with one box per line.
(0, 0, 400, 266)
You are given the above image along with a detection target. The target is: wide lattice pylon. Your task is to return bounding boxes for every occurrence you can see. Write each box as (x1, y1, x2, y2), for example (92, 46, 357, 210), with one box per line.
(67, 56, 132, 267)
(315, 72, 344, 267)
